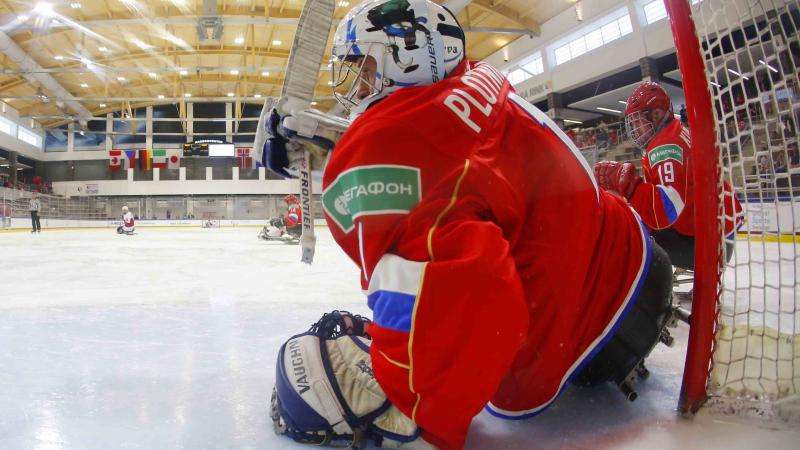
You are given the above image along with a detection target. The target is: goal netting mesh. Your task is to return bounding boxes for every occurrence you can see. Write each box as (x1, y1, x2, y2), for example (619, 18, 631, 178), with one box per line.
(673, 0, 800, 423)
(201, 216, 221, 228)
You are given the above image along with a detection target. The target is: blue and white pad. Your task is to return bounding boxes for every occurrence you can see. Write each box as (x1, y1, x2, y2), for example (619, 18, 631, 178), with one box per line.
(272, 327, 424, 448)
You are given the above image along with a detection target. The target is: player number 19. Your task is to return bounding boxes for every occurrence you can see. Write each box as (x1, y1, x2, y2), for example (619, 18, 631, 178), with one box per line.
(658, 162, 675, 184)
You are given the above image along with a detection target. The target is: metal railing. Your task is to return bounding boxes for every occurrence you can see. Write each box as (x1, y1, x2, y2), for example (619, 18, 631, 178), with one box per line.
(0, 187, 323, 225)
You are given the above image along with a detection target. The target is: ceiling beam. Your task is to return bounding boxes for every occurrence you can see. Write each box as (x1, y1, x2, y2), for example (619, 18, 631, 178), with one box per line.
(0, 29, 92, 120)
(470, 0, 541, 36)
(465, 26, 537, 37)
(0, 47, 293, 91)
(5, 95, 337, 103)
(0, 65, 301, 75)
(9, 14, 301, 33)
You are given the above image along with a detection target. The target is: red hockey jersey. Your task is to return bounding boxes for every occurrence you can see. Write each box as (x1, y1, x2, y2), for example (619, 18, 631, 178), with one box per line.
(322, 61, 650, 449)
(631, 120, 743, 236)
(285, 204, 302, 227)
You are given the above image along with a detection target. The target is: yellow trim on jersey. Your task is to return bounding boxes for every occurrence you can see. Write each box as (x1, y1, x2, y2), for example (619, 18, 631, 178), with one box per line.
(379, 350, 410, 370)
(411, 393, 422, 423)
(426, 160, 471, 261)
(407, 159, 471, 424)
(407, 261, 428, 393)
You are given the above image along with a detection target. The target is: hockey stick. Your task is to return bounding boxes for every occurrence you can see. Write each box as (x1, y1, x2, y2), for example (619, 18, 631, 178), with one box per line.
(254, 0, 337, 264)
(280, 0, 336, 265)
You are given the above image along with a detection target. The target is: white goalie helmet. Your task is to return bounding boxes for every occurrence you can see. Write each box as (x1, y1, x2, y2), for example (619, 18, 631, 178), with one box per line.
(331, 0, 466, 119)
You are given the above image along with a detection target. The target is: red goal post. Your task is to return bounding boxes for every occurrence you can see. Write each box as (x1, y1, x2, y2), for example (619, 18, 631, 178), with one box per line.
(666, 0, 799, 421)
(664, 0, 724, 415)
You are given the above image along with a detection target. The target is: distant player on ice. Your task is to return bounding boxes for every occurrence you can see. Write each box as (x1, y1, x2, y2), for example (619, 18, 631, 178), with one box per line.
(261, 1, 675, 448)
(282, 194, 302, 238)
(257, 195, 303, 243)
(117, 206, 135, 235)
(593, 82, 744, 270)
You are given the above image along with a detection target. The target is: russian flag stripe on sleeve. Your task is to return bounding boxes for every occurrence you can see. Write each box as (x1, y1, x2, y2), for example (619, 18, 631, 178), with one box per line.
(657, 185, 685, 224)
(367, 254, 425, 333)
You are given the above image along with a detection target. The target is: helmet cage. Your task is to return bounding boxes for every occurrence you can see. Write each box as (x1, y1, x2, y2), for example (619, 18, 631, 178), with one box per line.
(331, 41, 389, 114)
(626, 110, 656, 149)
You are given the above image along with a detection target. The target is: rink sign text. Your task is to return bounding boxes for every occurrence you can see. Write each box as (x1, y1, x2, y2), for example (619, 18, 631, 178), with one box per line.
(323, 165, 421, 233)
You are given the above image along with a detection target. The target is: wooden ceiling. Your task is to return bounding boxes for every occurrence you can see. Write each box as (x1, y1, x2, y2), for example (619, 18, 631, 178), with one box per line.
(0, 0, 576, 128)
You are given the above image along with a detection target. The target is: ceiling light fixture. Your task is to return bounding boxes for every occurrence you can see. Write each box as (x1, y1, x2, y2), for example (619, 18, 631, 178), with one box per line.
(758, 59, 779, 73)
(179, 70, 188, 76)
(99, 103, 106, 107)
(230, 69, 239, 75)
(32, 2, 55, 17)
(184, 93, 191, 97)
(158, 95, 165, 99)
(618, 100, 627, 105)
(54, 55, 64, 60)
(70, 2, 81, 8)
(234, 37, 245, 44)
(261, 71, 269, 76)
(597, 106, 621, 114)
(227, 92, 235, 97)
(254, 94, 262, 98)
(727, 68, 750, 80)
(117, 76, 125, 81)
(148, 72, 157, 78)
(272, 40, 282, 46)
(80, 83, 88, 87)
(98, 46, 108, 52)
(563, 119, 583, 124)
(338, 1, 350, 7)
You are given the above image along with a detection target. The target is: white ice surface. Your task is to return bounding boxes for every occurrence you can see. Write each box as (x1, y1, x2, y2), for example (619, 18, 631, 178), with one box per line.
(0, 228, 797, 450)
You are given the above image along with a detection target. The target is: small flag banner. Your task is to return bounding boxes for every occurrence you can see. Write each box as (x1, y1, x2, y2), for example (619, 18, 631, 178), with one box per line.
(152, 149, 168, 169)
(109, 150, 123, 170)
(168, 154, 180, 170)
(236, 147, 252, 169)
(139, 149, 151, 170)
(124, 150, 137, 169)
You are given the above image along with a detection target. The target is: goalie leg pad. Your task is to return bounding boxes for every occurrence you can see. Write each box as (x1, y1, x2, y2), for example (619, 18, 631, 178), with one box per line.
(272, 311, 424, 448)
(573, 239, 673, 387)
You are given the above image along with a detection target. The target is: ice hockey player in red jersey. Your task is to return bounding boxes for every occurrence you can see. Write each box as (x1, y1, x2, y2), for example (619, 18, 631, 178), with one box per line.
(283, 194, 302, 237)
(117, 205, 135, 235)
(264, 1, 673, 448)
(593, 82, 743, 269)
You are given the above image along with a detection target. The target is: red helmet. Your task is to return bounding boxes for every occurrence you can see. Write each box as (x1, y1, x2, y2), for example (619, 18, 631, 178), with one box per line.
(284, 194, 300, 205)
(624, 82, 674, 148)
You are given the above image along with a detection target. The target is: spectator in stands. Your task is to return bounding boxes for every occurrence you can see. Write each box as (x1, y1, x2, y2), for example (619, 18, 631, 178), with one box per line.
(680, 104, 688, 126)
(166, 209, 171, 220)
(774, 151, 787, 173)
(28, 193, 41, 233)
(758, 154, 773, 175)
(608, 128, 619, 146)
(788, 145, 799, 167)
(596, 122, 609, 150)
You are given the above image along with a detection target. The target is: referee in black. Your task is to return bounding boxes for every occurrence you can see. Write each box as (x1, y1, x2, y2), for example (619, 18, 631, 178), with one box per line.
(28, 193, 41, 233)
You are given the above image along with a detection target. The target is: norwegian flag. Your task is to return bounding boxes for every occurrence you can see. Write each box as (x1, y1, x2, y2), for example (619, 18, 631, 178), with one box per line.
(109, 150, 122, 171)
(236, 148, 253, 169)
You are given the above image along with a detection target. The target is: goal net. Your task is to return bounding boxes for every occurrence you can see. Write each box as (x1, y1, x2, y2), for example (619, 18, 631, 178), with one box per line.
(201, 215, 222, 228)
(666, 0, 799, 424)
